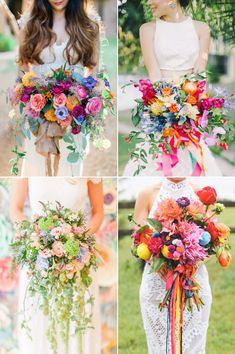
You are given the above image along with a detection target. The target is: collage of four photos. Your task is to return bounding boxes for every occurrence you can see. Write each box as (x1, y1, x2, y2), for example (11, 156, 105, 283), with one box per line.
(0, 0, 235, 354)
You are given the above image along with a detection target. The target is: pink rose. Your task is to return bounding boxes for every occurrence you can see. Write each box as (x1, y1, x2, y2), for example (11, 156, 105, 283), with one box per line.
(40, 249, 51, 258)
(52, 241, 65, 257)
(53, 93, 67, 107)
(75, 85, 88, 100)
(85, 97, 102, 115)
(30, 94, 46, 112)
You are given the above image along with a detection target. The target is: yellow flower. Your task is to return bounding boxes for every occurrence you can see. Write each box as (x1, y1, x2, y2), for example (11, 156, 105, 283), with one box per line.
(44, 108, 57, 122)
(22, 72, 36, 87)
(161, 245, 169, 258)
(66, 96, 79, 111)
(150, 99, 164, 116)
(137, 243, 151, 261)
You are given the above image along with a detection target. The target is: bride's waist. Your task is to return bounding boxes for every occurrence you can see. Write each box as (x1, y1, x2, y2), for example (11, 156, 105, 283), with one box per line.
(160, 68, 193, 81)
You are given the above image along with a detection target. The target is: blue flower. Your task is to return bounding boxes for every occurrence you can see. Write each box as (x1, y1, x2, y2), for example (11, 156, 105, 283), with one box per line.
(176, 197, 190, 207)
(76, 246, 88, 262)
(55, 106, 69, 121)
(36, 255, 49, 270)
(82, 76, 97, 90)
(74, 116, 85, 125)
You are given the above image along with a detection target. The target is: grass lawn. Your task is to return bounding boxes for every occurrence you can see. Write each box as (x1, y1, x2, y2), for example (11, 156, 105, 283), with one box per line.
(118, 208, 235, 354)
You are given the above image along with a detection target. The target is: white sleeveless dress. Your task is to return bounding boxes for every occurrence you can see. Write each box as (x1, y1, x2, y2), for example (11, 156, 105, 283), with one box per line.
(18, 178, 101, 354)
(140, 180, 212, 354)
(21, 43, 89, 177)
(124, 17, 222, 176)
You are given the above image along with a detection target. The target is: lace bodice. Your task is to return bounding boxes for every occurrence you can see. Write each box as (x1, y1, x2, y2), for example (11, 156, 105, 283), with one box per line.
(149, 180, 196, 217)
(140, 179, 212, 354)
(154, 17, 200, 71)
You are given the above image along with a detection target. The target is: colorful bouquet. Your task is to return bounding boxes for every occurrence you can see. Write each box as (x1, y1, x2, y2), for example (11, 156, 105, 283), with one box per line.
(125, 74, 234, 176)
(9, 64, 114, 175)
(130, 186, 231, 354)
(11, 202, 97, 354)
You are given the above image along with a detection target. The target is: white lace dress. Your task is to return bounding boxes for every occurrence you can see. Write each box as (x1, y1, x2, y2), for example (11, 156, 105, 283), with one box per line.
(21, 42, 89, 177)
(18, 178, 101, 354)
(124, 17, 222, 176)
(140, 180, 212, 354)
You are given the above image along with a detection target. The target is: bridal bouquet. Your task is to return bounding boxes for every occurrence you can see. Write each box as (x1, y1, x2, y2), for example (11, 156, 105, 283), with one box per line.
(130, 186, 231, 354)
(9, 64, 114, 175)
(11, 202, 97, 354)
(125, 74, 234, 176)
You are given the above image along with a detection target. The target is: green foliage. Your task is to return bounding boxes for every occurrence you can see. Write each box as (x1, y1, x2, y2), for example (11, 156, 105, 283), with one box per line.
(118, 27, 142, 75)
(0, 33, 16, 52)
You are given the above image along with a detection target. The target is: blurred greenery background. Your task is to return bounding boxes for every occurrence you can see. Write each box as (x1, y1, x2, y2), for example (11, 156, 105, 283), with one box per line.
(118, 179, 235, 354)
(118, 0, 235, 175)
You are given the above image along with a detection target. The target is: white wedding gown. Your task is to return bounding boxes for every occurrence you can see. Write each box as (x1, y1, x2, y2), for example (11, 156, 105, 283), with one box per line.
(140, 180, 212, 354)
(18, 178, 101, 354)
(21, 42, 89, 177)
(124, 17, 222, 176)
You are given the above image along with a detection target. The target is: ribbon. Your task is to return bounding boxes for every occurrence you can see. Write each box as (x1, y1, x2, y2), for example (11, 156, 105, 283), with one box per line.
(156, 127, 205, 176)
(34, 121, 65, 176)
(163, 265, 201, 354)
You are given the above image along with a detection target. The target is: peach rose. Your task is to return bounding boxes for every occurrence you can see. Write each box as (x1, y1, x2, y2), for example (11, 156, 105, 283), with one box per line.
(30, 94, 46, 112)
(53, 93, 67, 107)
(52, 241, 65, 257)
(85, 97, 102, 115)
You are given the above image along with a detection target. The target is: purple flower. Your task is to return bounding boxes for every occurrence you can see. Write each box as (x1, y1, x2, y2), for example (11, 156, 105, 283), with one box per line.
(104, 193, 114, 205)
(24, 86, 33, 94)
(55, 106, 69, 121)
(71, 105, 85, 118)
(82, 76, 97, 90)
(168, 245, 176, 253)
(76, 246, 88, 262)
(36, 255, 49, 270)
(20, 94, 30, 103)
(58, 80, 73, 91)
(177, 197, 190, 207)
(51, 84, 64, 95)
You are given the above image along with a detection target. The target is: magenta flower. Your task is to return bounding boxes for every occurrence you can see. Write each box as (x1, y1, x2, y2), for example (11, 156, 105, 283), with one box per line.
(51, 84, 64, 95)
(58, 80, 73, 91)
(72, 105, 85, 118)
(24, 86, 33, 94)
(138, 79, 153, 93)
(148, 237, 163, 256)
(72, 126, 81, 135)
(20, 94, 30, 103)
(25, 102, 40, 118)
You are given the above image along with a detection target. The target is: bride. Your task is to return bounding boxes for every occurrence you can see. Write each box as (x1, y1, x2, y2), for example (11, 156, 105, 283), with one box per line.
(10, 177, 104, 354)
(124, 0, 221, 176)
(18, 0, 100, 176)
(134, 177, 212, 353)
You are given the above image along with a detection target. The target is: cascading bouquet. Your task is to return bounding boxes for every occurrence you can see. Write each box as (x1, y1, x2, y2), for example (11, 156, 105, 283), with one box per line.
(130, 186, 232, 354)
(11, 202, 97, 354)
(8, 64, 114, 175)
(124, 73, 235, 176)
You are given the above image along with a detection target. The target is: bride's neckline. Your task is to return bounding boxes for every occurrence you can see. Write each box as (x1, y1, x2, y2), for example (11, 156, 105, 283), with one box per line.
(163, 179, 189, 190)
(158, 16, 190, 24)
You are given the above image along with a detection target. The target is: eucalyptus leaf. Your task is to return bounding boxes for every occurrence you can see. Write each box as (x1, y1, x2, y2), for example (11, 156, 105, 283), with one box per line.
(67, 152, 81, 163)
(147, 218, 162, 231)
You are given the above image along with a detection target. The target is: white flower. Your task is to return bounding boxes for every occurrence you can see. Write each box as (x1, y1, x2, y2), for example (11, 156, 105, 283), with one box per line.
(102, 139, 111, 149)
(8, 109, 16, 119)
(181, 103, 199, 119)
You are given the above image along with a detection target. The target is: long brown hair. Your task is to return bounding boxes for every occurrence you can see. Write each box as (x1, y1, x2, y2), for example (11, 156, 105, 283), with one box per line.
(18, 0, 99, 67)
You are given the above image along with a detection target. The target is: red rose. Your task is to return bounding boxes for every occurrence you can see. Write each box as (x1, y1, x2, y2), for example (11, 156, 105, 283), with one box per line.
(196, 186, 217, 205)
(206, 222, 219, 242)
(143, 90, 156, 105)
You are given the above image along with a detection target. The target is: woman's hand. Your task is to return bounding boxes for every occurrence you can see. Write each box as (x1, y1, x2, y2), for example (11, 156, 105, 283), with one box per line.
(193, 57, 207, 74)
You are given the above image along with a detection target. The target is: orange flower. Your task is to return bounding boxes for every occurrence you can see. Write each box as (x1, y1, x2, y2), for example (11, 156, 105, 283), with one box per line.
(44, 108, 57, 122)
(186, 200, 205, 218)
(169, 103, 179, 113)
(66, 96, 79, 111)
(155, 199, 182, 220)
(182, 80, 198, 95)
(45, 92, 53, 100)
(200, 91, 209, 99)
(162, 87, 171, 97)
(187, 95, 197, 105)
(162, 128, 175, 137)
(216, 223, 230, 238)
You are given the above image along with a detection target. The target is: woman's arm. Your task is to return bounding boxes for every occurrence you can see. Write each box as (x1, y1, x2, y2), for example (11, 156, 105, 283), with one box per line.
(9, 178, 28, 223)
(87, 180, 104, 234)
(193, 21, 211, 74)
(134, 187, 154, 226)
(139, 22, 162, 82)
(18, 28, 30, 74)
